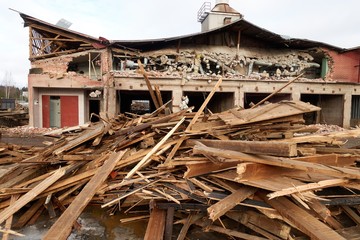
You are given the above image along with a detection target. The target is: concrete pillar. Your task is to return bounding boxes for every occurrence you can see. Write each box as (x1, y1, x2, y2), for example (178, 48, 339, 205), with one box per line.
(291, 91, 301, 101)
(343, 92, 352, 128)
(236, 85, 244, 108)
(28, 76, 40, 127)
(172, 87, 183, 112)
(101, 49, 116, 118)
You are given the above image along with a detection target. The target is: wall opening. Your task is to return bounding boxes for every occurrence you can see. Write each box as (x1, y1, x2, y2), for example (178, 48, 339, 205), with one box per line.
(244, 93, 291, 109)
(351, 95, 360, 127)
(182, 91, 234, 113)
(42, 95, 79, 128)
(301, 94, 343, 126)
(118, 90, 172, 114)
(67, 52, 101, 80)
(49, 96, 61, 128)
(89, 99, 100, 122)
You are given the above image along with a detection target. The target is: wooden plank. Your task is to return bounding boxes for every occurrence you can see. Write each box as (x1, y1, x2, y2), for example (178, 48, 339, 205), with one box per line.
(144, 207, 166, 240)
(308, 199, 343, 230)
(123, 117, 185, 180)
(316, 146, 360, 155)
(114, 108, 188, 137)
(176, 213, 202, 240)
(186, 78, 222, 132)
(138, 60, 160, 109)
(164, 207, 175, 240)
(236, 163, 299, 182)
(250, 73, 304, 109)
(164, 78, 222, 165)
(27, 206, 45, 226)
(52, 196, 81, 230)
(154, 85, 164, 107)
(207, 186, 256, 221)
(2, 195, 19, 240)
(0, 167, 66, 224)
(161, 182, 207, 204)
(193, 144, 360, 179)
(226, 210, 291, 239)
(342, 206, 360, 225)
(0, 228, 24, 238)
(188, 139, 297, 157)
(43, 150, 126, 240)
(267, 179, 348, 199)
(53, 123, 105, 155)
(259, 192, 346, 240)
(295, 153, 357, 167)
(163, 136, 188, 165)
(184, 160, 239, 178)
(62, 154, 100, 161)
(194, 220, 268, 240)
(101, 179, 161, 208)
(277, 128, 360, 144)
(13, 198, 45, 228)
(219, 100, 320, 126)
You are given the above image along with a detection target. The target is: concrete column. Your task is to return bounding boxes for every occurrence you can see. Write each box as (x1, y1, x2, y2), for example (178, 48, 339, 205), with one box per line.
(172, 87, 183, 112)
(343, 92, 352, 128)
(28, 76, 41, 127)
(291, 90, 301, 101)
(101, 49, 116, 118)
(234, 85, 243, 108)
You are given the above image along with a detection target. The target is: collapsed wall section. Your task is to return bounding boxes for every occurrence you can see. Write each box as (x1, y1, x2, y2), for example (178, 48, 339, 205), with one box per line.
(111, 46, 329, 81)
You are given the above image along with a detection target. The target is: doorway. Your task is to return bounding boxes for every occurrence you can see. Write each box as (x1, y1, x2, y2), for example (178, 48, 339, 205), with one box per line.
(50, 96, 61, 128)
(89, 99, 100, 122)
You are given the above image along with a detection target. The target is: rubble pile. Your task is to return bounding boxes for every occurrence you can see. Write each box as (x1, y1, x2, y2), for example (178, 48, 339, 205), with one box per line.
(0, 98, 360, 239)
(112, 48, 325, 81)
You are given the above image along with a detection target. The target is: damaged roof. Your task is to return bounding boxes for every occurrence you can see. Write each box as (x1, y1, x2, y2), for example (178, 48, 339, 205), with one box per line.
(16, 10, 108, 49)
(110, 18, 344, 52)
(15, 10, 345, 53)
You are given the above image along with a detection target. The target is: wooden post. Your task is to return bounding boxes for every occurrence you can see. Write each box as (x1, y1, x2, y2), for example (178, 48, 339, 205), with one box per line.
(138, 60, 160, 109)
(186, 77, 222, 131)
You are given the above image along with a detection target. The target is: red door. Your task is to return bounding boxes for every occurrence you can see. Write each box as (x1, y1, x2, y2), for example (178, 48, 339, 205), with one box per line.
(60, 96, 79, 127)
(42, 95, 50, 128)
(42, 95, 79, 128)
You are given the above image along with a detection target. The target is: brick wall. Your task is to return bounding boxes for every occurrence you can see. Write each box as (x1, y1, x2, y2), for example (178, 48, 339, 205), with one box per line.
(327, 49, 360, 83)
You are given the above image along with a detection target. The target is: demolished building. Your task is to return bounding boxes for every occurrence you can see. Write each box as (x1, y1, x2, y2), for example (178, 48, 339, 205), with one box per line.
(16, 0, 360, 128)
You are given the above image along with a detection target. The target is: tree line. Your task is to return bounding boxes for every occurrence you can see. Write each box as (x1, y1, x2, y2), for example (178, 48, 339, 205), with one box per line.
(0, 85, 28, 100)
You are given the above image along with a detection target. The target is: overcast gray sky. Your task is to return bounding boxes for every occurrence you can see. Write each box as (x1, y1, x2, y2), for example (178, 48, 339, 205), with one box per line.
(1, 0, 360, 88)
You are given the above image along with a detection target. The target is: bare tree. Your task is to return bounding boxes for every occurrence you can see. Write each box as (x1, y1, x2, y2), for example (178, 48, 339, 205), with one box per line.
(2, 71, 13, 98)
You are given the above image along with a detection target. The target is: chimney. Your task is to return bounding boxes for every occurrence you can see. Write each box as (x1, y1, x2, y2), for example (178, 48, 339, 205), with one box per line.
(198, 1, 242, 32)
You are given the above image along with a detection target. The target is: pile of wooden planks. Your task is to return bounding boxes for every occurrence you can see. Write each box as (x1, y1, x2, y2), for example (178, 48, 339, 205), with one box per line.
(1, 98, 360, 239)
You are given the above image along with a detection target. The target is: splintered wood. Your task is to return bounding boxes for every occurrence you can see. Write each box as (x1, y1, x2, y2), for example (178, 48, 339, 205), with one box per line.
(1, 99, 360, 239)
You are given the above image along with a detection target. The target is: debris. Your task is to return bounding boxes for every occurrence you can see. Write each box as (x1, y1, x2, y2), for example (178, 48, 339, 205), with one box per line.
(0, 98, 360, 239)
